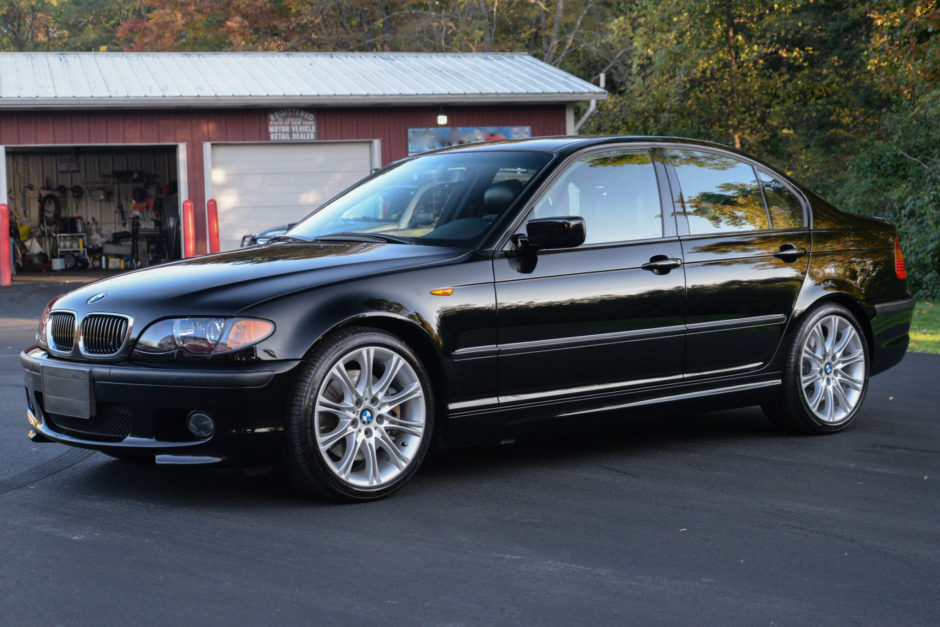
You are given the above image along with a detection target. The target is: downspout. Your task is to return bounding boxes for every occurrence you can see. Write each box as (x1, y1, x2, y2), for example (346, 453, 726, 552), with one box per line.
(574, 72, 605, 135)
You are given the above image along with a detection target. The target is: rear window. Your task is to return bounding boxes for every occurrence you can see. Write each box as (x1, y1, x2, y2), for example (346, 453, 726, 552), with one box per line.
(758, 168, 805, 229)
(667, 149, 769, 235)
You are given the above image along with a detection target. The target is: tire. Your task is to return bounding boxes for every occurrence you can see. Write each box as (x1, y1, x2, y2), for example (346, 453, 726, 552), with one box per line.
(763, 303, 870, 434)
(285, 327, 434, 502)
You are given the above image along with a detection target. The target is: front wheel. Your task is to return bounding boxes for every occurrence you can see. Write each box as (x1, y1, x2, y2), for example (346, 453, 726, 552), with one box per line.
(763, 304, 869, 434)
(286, 328, 433, 501)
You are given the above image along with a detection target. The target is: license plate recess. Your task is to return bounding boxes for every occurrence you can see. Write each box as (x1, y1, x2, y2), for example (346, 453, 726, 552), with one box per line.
(41, 364, 95, 419)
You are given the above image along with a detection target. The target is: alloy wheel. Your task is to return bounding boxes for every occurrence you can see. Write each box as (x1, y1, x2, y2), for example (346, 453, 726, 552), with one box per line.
(799, 314, 866, 424)
(313, 346, 426, 488)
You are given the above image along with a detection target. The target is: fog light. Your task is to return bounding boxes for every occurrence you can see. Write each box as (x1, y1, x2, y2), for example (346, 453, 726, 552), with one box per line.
(187, 412, 215, 438)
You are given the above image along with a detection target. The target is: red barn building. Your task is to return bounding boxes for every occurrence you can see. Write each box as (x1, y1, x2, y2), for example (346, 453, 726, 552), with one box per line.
(0, 52, 605, 264)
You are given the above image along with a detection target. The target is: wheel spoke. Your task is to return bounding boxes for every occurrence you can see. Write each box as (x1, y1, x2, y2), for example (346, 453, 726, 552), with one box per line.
(375, 429, 409, 470)
(823, 385, 835, 421)
(832, 325, 854, 356)
(839, 351, 865, 367)
(382, 415, 424, 437)
(831, 381, 851, 412)
(374, 355, 404, 399)
(355, 348, 375, 397)
(802, 347, 822, 367)
(802, 372, 824, 387)
(808, 382, 825, 410)
(319, 420, 354, 451)
(823, 317, 839, 353)
(382, 381, 423, 409)
(336, 436, 362, 480)
(363, 439, 380, 485)
(316, 397, 354, 416)
(837, 371, 864, 391)
(330, 363, 359, 401)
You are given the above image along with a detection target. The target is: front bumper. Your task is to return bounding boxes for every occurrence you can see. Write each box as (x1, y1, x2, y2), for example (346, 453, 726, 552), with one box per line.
(21, 348, 302, 465)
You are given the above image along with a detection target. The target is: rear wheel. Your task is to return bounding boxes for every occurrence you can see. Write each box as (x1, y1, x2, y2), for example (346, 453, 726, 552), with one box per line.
(763, 304, 869, 434)
(286, 328, 433, 501)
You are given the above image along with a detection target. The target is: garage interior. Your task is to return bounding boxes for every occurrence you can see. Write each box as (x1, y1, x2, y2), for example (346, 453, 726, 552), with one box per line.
(4, 145, 182, 273)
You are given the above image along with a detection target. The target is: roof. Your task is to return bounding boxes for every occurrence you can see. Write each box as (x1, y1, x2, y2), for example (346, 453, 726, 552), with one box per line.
(0, 52, 607, 109)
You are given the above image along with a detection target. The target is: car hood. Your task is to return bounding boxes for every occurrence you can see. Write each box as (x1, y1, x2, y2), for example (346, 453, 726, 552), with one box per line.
(56, 242, 466, 320)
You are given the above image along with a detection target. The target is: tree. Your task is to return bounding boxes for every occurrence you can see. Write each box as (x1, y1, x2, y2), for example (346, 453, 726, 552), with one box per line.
(0, 0, 58, 50)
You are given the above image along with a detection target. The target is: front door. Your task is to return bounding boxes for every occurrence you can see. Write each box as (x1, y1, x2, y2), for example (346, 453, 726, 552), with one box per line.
(494, 147, 686, 403)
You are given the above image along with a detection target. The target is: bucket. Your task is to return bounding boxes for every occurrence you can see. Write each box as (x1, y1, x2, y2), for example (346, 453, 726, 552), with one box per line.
(51, 257, 65, 271)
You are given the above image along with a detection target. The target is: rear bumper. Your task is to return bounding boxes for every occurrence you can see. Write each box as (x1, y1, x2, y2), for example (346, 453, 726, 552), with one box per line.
(867, 296, 916, 376)
(21, 348, 302, 465)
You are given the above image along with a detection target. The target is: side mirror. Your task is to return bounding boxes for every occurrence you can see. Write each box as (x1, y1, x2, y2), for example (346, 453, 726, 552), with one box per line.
(523, 217, 586, 250)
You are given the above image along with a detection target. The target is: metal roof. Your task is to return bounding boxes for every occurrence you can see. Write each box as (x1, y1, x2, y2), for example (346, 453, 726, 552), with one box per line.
(0, 52, 606, 109)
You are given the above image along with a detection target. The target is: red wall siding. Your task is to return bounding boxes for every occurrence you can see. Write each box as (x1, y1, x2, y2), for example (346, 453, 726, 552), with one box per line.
(317, 105, 567, 164)
(1, 104, 567, 253)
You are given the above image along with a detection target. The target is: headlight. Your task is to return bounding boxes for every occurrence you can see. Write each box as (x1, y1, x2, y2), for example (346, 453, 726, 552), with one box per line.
(36, 296, 62, 349)
(133, 317, 275, 358)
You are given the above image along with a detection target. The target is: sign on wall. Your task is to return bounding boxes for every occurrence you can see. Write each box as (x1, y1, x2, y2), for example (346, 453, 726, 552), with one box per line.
(269, 109, 317, 141)
(407, 126, 531, 155)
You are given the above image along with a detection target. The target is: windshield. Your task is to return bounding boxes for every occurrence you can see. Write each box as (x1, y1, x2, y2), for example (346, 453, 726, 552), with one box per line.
(288, 151, 551, 247)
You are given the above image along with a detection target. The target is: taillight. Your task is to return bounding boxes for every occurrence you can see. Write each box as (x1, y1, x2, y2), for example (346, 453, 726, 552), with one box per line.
(894, 236, 907, 279)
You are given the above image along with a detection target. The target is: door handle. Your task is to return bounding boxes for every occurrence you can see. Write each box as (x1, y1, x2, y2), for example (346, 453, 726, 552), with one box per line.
(641, 255, 682, 275)
(774, 243, 807, 262)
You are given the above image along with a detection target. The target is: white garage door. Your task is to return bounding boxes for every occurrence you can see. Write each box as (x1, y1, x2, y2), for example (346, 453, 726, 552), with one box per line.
(210, 141, 376, 251)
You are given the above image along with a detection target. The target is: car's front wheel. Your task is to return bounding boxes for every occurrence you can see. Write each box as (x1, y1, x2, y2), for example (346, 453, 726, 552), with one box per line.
(763, 304, 869, 434)
(286, 328, 433, 501)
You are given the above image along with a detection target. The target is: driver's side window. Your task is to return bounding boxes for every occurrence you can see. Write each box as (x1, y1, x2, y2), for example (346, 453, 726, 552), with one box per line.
(531, 149, 663, 245)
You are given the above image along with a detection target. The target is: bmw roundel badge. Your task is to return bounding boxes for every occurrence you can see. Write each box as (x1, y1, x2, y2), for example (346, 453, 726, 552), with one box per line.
(86, 293, 107, 304)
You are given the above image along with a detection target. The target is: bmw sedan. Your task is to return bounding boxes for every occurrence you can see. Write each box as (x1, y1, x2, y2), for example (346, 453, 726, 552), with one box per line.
(21, 137, 915, 501)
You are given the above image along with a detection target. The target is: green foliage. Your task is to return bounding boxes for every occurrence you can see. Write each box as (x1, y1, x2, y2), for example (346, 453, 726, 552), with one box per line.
(910, 301, 940, 353)
(835, 110, 940, 298)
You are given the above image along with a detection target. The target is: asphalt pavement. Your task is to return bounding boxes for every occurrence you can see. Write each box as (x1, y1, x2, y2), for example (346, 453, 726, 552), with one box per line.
(1, 274, 937, 625)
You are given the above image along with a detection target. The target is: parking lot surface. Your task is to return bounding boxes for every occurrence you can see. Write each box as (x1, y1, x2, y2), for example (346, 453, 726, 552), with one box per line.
(1, 275, 937, 625)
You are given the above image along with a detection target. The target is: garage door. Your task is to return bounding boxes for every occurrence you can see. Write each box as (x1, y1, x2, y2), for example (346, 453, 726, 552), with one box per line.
(210, 142, 375, 251)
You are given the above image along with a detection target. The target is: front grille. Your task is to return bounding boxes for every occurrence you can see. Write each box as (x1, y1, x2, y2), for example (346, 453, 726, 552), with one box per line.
(49, 312, 76, 351)
(44, 402, 133, 442)
(80, 314, 129, 355)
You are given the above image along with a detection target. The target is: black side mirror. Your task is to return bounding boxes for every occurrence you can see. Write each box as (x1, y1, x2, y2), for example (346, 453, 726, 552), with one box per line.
(522, 216, 586, 250)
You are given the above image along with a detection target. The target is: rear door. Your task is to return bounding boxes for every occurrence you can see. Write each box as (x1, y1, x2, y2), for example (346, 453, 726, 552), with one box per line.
(662, 147, 810, 376)
(493, 147, 686, 403)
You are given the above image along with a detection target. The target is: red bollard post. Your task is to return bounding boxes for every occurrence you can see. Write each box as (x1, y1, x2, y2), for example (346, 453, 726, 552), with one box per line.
(207, 199, 220, 254)
(0, 204, 11, 286)
(182, 200, 195, 258)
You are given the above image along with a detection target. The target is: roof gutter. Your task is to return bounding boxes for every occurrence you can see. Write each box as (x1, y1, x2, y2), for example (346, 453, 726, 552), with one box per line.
(0, 92, 608, 110)
(574, 72, 605, 134)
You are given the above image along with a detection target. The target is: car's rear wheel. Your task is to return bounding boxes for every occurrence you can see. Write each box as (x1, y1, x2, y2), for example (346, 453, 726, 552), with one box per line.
(763, 304, 869, 433)
(286, 328, 433, 501)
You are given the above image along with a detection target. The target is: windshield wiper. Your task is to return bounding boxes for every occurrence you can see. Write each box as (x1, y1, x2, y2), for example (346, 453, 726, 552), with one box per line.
(314, 232, 412, 244)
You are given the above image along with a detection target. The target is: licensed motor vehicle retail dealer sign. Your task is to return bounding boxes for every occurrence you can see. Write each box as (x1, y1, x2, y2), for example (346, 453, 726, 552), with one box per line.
(269, 109, 317, 141)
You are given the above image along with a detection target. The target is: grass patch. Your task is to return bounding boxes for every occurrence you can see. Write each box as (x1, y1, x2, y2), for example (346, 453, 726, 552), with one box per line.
(909, 301, 940, 354)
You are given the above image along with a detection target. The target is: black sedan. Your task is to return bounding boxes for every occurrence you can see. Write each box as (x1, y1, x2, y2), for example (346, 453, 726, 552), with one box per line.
(21, 137, 915, 501)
